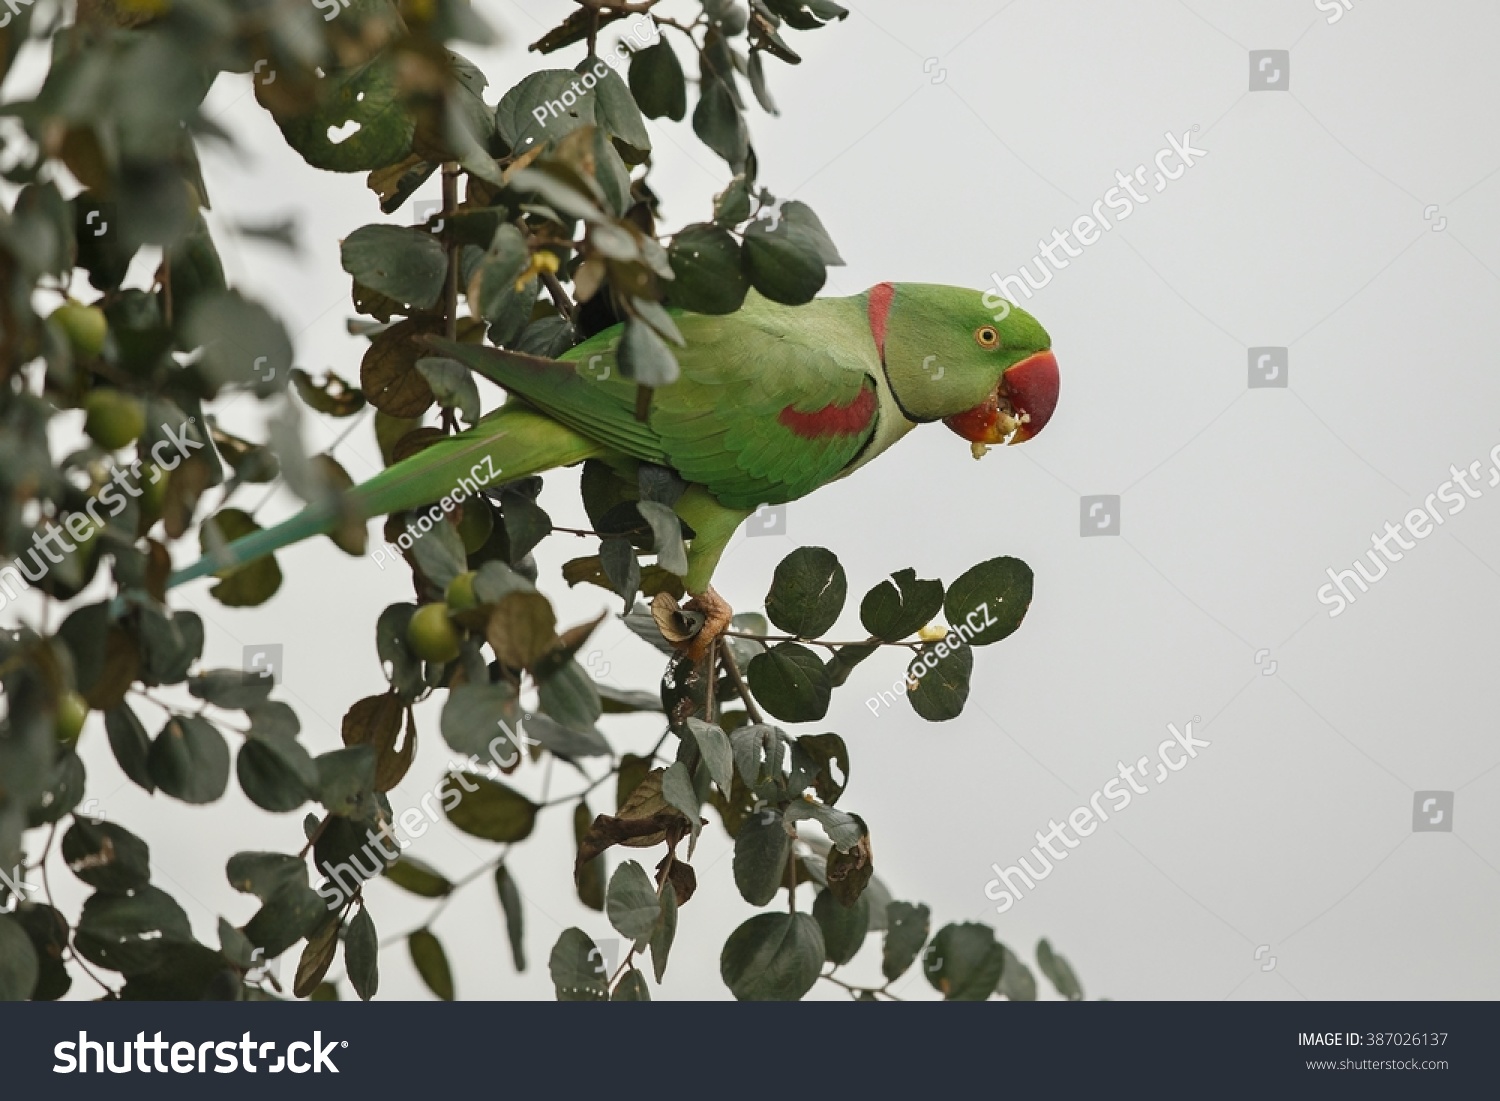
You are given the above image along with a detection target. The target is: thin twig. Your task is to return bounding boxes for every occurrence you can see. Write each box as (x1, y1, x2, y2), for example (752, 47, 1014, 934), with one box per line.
(539, 269, 578, 327)
(442, 163, 460, 342)
(724, 629, 919, 653)
(38, 824, 116, 997)
(820, 971, 903, 1001)
(718, 643, 764, 725)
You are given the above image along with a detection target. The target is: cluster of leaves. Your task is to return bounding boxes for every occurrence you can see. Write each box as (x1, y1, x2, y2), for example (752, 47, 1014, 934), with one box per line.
(0, 0, 1087, 1004)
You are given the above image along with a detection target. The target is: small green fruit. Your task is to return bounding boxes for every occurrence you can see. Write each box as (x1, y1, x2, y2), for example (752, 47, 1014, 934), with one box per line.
(446, 571, 479, 613)
(457, 502, 494, 554)
(139, 464, 169, 517)
(83, 390, 146, 450)
(407, 603, 461, 664)
(51, 300, 108, 358)
(55, 691, 89, 745)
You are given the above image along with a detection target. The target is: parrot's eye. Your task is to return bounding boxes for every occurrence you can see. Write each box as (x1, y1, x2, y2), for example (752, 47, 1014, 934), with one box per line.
(975, 326, 1001, 350)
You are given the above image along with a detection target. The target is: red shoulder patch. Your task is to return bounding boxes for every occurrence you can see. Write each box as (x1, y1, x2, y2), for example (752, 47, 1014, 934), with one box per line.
(778, 385, 878, 439)
(867, 282, 895, 363)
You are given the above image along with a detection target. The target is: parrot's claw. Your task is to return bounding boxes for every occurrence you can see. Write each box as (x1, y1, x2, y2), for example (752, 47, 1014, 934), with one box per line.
(681, 586, 733, 663)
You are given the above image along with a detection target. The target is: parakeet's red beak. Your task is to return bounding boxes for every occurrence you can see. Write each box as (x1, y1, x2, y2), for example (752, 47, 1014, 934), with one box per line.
(943, 350, 1059, 449)
(1002, 350, 1059, 443)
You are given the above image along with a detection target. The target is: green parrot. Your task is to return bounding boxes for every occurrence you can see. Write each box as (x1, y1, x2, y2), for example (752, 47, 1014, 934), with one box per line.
(168, 282, 1058, 655)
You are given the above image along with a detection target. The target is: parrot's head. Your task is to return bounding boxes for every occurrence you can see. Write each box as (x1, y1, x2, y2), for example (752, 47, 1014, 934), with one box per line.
(875, 284, 1058, 456)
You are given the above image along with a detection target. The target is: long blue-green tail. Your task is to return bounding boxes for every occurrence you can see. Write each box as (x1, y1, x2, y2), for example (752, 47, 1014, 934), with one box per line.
(168, 404, 605, 589)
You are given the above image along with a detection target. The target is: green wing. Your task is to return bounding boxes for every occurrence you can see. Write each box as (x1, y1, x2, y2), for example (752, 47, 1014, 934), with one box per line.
(435, 294, 881, 511)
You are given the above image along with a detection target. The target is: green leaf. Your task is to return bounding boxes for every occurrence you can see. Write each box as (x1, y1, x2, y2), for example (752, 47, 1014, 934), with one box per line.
(693, 74, 748, 167)
(764, 0, 849, 30)
(925, 923, 1006, 1001)
(635, 500, 689, 575)
(720, 913, 823, 1001)
(148, 715, 230, 804)
(0, 916, 39, 1001)
(882, 901, 930, 982)
(272, 56, 415, 173)
(536, 658, 604, 736)
(341, 224, 448, 312)
(237, 725, 318, 813)
(104, 703, 154, 793)
(441, 681, 523, 759)
(243, 882, 327, 960)
(629, 39, 687, 121)
(346, 907, 379, 1001)
(61, 819, 150, 893)
(787, 732, 848, 804)
(15, 905, 70, 1001)
(408, 929, 455, 1000)
(1036, 938, 1083, 1000)
(226, 851, 307, 901)
(605, 860, 660, 951)
(650, 878, 677, 982)
(747, 49, 778, 113)
(496, 70, 596, 155)
(943, 556, 1034, 646)
(315, 745, 378, 817)
(294, 916, 341, 998)
(666, 223, 748, 315)
(495, 865, 526, 971)
(784, 800, 864, 852)
(612, 968, 651, 1000)
(661, 760, 701, 842)
(376, 604, 425, 701)
(549, 927, 610, 1001)
(906, 639, 974, 722)
(742, 201, 842, 305)
(441, 772, 539, 842)
(416, 357, 481, 427)
(733, 808, 790, 906)
(500, 484, 554, 562)
(617, 317, 680, 388)
(683, 718, 733, 793)
(861, 568, 944, 642)
(765, 546, 846, 637)
(746, 643, 831, 723)
(997, 946, 1037, 1001)
(574, 801, 606, 912)
(731, 722, 786, 787)
(75, 885, 193, 974)
(813, 888, 868, 965)
(469, 225, 535, 341)
(524, 712, 611, 758)
(587, 63, 651, 159)
(598, 684, 662, 714)
(184, 292, 295, 396)
(714, 175, 752, 226)
(199, 509, 282, 607)
(187, 668, 274, 711)
(384, 856, 452, 899)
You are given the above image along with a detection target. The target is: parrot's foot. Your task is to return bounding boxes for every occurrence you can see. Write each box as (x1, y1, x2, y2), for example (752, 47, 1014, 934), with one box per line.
(681, 586, 733, 663)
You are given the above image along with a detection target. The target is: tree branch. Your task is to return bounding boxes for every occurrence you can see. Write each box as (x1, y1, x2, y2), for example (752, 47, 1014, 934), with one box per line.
(718, 643, 764, 724)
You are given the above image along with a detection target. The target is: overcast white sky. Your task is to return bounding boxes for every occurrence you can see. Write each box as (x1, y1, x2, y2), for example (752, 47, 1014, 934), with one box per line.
(19, 0, 1500, 1000)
